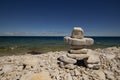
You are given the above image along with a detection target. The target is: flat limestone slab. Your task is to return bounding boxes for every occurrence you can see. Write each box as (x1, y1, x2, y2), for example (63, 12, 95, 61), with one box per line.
(86, 63, 100, 70)
(71, 27, 84, 39)
(58, 55, 77, 64)
(67, 53, 89, 60)
(64, 36, 71, 43)
(86, 50, 100, 64)
(70, 48, 88, 54)
(70, 45, 86, 49)
(20, 71, 52, 80)
(68, 38, 94, 46)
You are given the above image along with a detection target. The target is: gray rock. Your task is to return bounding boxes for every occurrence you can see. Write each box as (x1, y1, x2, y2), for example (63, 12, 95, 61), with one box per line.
(67, 53, 89, 60)
(58, 55, 77, 64)
(71, 27, 84, 39)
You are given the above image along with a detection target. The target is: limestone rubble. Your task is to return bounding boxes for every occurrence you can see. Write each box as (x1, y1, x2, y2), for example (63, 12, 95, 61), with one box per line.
(0, 47, 120, 80)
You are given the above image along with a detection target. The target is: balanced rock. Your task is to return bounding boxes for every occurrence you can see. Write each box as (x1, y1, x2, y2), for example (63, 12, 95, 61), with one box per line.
(69, 48, 88, 54)
(58, 55, 77, 64)
(71, 27, 84, 39)
(70, 45, 86, 49)
(64, 36, 71, 43)
(58, 27, 100, 70)
(67, 53, 89, 60)
(68, 38, 94, 46)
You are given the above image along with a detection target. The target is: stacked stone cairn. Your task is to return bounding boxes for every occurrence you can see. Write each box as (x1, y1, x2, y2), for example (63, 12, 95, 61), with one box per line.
(58, 27, 100, 70)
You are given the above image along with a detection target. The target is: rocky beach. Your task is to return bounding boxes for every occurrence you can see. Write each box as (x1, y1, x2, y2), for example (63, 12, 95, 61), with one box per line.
(0, 47, 120, 80)
(0, 27, 120, 80)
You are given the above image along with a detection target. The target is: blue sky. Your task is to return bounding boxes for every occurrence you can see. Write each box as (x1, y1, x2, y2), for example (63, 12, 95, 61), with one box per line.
(0, 0, 120, 36)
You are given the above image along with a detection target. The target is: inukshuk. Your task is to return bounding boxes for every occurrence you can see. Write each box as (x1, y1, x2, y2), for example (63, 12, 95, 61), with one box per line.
(58, 27, 100, 69)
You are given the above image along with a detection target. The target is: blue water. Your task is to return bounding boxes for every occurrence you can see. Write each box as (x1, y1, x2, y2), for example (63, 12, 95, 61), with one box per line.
(0, 36, 120, 48)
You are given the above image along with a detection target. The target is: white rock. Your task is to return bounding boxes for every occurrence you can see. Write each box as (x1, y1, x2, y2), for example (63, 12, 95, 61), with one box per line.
(64, 73, 73, 80)
(23, 56, 39, 66)
(70, 45, 86, 49)
(68, 38, 94, 46)
(74, 69, 80, 75)
(93, 70, 106, 80)
(82, 73, 89, 80)
(70, 48, 88, 54)
(71, 27, 84, 39)
(20, 71, 33, 80)
(64, 36, 71, 43)
(104, 70, 115, 80)
(58, 55, 77, 64)
(67, 53, 89, 60)
(103, 53, 116, 60)
(2, 64, 14, 73)
(87, 50, 100, 64)
(86, 63, 100, 70)
(20, 71, 52, 80)
(64, 64, 75, 69)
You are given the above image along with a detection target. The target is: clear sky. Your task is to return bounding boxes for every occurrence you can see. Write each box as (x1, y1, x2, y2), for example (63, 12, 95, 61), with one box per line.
(0, 0, 120, 36)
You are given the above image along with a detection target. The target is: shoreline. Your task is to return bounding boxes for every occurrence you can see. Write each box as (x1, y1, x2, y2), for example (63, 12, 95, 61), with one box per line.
(0, 45, 119, 56)
(0, 46, 119, 80)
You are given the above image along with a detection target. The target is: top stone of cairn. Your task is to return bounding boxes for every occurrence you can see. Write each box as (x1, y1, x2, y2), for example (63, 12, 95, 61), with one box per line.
(71, 27, 84, 39)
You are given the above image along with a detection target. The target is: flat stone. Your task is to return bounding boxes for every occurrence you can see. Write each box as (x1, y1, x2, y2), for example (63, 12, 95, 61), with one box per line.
(70, 48, 88, 54)
(67, 53, 89, 60)
(70, 45, 86, 49)
(68, 38, 94, 46)
(86, 50, 100, 64)
(74, 69, 81, 75)
(23, 56, 39, 66)
(71, 27, 84, 39)
(2, 64, 14, 73)
(58, 55, 77, 64)
(20, 71, 52, 80)
(64, 64, 75, 69)
(64, 36, 71, 43)
(64, 73, 73, 80)
(86, 63, 100, 70)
